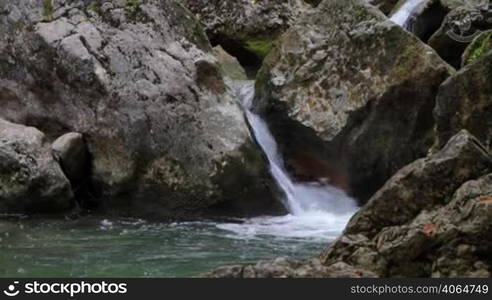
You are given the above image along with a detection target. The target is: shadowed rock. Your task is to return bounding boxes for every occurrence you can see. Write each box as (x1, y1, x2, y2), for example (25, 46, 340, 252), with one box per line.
(52, 132, 89, 185)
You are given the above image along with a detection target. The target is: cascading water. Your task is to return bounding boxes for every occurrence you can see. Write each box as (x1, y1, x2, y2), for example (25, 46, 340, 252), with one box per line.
(216, 81, 358, 241)
(390, 0, 428, 28)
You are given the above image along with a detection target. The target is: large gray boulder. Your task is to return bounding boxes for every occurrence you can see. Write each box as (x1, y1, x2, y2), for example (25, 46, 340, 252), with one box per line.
(254, 0, 453, 202)
(0, 0, 279, 217)
(0, 118, 74, 213)
(321, 130, 492, 277)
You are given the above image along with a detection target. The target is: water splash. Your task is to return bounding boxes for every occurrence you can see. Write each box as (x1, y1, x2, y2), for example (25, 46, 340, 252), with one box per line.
(390, 0, 428, 28)
(234, 81, 357, 235)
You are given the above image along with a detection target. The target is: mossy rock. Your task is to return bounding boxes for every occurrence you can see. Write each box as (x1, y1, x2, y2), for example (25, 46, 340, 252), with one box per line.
(125, 0, 141, 16)
(244, 39, 274, 60)
(254, 0, 453, 203)
(42, 0, 54, 21)
(462, 30, 492, 67)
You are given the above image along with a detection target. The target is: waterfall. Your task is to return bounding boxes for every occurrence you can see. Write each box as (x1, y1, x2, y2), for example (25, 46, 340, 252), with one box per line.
(390, 0, 428, 28)
(237, 81, 357, 217)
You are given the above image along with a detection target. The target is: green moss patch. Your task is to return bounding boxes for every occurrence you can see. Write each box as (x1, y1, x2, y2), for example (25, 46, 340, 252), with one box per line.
(86, 1, 101, 14)
(244, 39, 274, 60)
(462, 30, 492, 67)
(42, 0, 54, 22)
(125, 0, 141, 17)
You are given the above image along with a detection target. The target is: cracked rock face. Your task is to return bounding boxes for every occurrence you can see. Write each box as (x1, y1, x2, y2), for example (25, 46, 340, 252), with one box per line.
(0, 118, 74, 213)
(254, 0, 453, 202)
(0, 0, 278, 217)
(321, 131, 492, 277)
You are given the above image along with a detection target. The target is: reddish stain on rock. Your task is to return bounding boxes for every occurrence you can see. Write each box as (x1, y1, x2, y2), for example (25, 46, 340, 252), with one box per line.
(422, 224, 437, 236)
(479, 196, 492, 204)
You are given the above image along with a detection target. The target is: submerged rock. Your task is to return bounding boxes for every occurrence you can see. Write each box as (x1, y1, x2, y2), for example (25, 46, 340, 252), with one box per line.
(255, 0, 453, 202)
(0, 119, 74, 213)
(434, 51, 492, 150)
(0, 0, 279, 217)
(205, 258, 377, 278)
(321, 130, 492, 277)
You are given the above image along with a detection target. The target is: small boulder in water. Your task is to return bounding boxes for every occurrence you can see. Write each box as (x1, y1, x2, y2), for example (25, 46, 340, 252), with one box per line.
(0, 119, 74, 213)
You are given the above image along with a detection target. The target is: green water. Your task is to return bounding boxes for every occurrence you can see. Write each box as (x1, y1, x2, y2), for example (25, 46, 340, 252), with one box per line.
(0, 216, 334, 278)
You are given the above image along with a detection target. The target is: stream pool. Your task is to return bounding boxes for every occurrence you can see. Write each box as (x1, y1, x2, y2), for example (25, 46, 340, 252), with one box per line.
(0, 212, 352, 278)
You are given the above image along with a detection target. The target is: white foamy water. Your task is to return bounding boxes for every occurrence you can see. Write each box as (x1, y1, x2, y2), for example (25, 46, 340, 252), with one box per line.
(216, 212, 355, 242)
(220, 81, 358, 241)
(390, 0, 428, 28)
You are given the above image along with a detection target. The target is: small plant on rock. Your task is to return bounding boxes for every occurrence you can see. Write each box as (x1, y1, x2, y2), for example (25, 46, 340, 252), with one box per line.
(125, 0, 141, 17)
